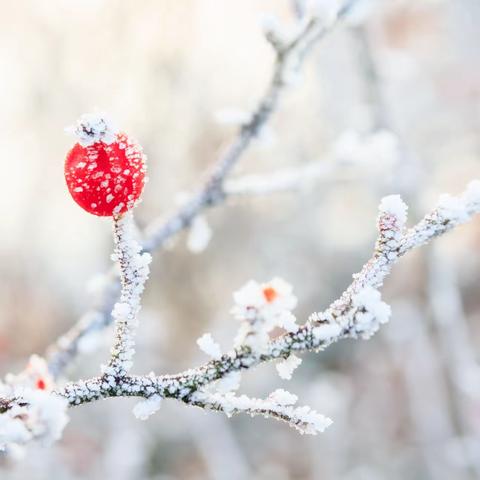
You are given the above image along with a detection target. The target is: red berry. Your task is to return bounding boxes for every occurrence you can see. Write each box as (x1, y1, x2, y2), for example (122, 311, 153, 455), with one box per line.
(64, 115, 146, 217)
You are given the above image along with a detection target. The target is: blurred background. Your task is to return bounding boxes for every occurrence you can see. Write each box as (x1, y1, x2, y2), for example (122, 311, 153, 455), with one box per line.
(0, 0, 480, 478)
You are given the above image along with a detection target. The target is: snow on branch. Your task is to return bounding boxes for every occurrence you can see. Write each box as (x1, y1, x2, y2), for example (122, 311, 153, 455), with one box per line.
(189, 390, 332, 435)
(105, 213, 151, 377)
(2, 181, 479, 450)
(43, 2, 358, 379)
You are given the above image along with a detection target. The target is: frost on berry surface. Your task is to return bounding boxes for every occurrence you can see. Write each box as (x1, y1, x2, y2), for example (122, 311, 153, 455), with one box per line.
(64, 113, 147, 217)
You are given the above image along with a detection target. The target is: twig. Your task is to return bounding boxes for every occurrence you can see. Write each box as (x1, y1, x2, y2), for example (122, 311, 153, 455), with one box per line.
(44, 4, 357, 378)
(3, 182, 477, 433)
(106, 213, 151, 377)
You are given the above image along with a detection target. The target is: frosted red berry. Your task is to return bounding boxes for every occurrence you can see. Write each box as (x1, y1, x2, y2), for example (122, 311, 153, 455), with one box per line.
(64, 114, 147, 217)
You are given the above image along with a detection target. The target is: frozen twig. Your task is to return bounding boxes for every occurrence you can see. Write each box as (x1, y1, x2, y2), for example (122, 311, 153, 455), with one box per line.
(44, 3, 357, 378)
(105, 213, 151, 377)
(2, 181, 479, 447)
(189, 390, 332, 435)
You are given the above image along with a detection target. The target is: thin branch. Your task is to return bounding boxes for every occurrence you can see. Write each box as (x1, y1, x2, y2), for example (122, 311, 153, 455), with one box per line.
(44, 4, 357, 378)
(106, 213, 151, 377)
(3, 181, 477, 433)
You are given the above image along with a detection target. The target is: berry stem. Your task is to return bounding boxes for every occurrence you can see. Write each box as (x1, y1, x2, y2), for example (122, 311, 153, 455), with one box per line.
(106, 213, 151, 377)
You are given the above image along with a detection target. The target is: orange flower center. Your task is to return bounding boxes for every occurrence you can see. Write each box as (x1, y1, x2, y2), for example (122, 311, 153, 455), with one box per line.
(263, 287, 278, 303)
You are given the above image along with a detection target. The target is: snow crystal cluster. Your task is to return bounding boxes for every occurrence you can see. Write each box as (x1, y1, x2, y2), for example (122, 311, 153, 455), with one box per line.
(66, 111, 117, 147)
(276, 354, 302, 380)
(350, 286, 392, 339)
(231, 278, 298, 352)
(0, 356, 69, 451)
(436, 181, 480, 225)
(379, 194, 408, 228)
(308, 194, 406, 345)
(132, 395, 162, 421)
(402, 180, 480, 253)
(196, 333, 222, 360)
(192, 389, 332, 435)
(190, 277, 336, 433)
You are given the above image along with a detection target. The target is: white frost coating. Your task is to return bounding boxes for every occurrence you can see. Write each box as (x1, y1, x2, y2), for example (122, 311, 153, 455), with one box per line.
(187, 216, 212, 253)
(379, 194, 408, 227)
(269, 389, 298, 406)
(351, 286, 391, 339)
(276, 354, 302, 380)
(0, 388, 69, 450)
(192, 390, 332, 435)
(312, 322, 342, 341)
(196, 333, 222, 360)
(216, 371, 242, 393)
(66, 112, 117, 147)
(437, 194, 470, 223)
(108, 213, 152, 376)
(276, 311, 299, 333)
(132, 395, 162, 420)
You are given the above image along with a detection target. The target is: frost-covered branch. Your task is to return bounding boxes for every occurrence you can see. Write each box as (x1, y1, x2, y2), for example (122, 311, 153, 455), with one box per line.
(44, 3, 358, 378)
(2, 181, 479, 449)
(189, 389, 332, 435)
(106, 213, 151, 377)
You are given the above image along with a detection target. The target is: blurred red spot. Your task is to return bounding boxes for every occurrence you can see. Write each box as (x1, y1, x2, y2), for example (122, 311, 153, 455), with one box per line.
(36, 379, 46, 390)
(263, 287, 277, 303)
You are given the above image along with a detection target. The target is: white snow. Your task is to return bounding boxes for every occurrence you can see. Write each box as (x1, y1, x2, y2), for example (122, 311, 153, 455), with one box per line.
(196, 333, 222, 360)
(216, 371, 242, 393)
(276, 354, 302, 380)
(437, 194, 470, 223)
(132, 395, 162, 420)
(312, 322, 342, 341)
(66, 112, 117, 147)
(379, 194, 408, 227)
(352, 286, 392, 339)
(269, 389, 298, 405)
(192, 390, 332, 435)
